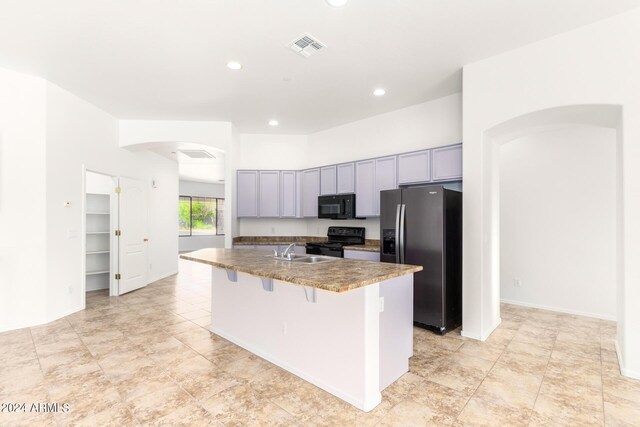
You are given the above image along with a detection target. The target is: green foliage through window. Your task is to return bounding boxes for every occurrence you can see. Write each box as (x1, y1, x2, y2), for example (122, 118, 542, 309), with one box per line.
(179, 196, 224, 236)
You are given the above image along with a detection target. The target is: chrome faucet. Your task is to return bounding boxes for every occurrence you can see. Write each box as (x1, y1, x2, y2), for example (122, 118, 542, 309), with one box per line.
(281, 243, 296, 260)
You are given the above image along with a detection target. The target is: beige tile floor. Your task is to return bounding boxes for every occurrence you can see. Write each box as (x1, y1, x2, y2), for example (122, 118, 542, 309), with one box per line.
(1, 259, 639, 426)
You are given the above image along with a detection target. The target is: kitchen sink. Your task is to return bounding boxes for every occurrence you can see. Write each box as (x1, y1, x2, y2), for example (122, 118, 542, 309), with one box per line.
(290, 256, 338, 264)
(265, 253, 309, 261)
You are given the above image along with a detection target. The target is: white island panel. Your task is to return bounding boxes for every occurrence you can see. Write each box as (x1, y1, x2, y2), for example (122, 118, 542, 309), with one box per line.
(208, 267, 413, 412)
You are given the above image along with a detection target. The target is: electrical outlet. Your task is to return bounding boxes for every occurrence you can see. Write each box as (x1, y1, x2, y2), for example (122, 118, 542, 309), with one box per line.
(271, 227, 275, 234)
(514, 278, 521, 287)
(68, 285, 73, 294)
(282, 322, 288, 335)
(379, 297, 385, 312)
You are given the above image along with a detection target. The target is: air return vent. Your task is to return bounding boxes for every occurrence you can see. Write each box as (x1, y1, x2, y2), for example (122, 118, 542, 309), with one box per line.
(178, 150, 216, 159)
(287, 33, 326, 58)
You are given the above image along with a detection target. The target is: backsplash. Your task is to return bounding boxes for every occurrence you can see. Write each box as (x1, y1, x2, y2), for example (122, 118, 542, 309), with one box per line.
(238, 217, 381, 239)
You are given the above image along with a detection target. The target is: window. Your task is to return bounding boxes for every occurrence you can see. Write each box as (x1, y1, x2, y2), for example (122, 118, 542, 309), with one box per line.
(179, 196, 224, 236)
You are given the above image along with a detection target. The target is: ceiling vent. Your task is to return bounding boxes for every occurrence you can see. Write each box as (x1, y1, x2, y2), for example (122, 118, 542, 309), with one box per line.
(287, 33, 326, 58)
(178, 150, 216, 159)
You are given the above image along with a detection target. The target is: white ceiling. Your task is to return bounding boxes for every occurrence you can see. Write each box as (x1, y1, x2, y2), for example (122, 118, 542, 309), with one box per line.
(0, 0, 638, 134)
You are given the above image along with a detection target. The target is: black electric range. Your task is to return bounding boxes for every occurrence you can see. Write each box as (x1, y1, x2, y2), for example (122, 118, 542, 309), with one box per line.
(305, 227, 366, 258)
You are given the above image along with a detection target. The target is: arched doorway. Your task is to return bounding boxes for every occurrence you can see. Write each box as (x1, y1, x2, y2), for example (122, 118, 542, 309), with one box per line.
(464, 104, 625, 368)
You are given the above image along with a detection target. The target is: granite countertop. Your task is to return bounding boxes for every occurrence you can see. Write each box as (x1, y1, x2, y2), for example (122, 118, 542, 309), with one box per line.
(180, 248, 421, 293)
(233, 236, 380, 252)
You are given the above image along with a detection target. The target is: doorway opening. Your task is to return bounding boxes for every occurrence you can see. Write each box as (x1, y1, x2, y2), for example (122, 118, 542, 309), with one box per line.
(83, 170, 118, 302)
(481, 104, 623, 335)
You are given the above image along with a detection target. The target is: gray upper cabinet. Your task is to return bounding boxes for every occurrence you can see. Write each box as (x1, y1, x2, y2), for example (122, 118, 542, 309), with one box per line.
(374, 156, 397, 215)
(237, 170, 259, 217)
(258, 171, 280, 217)
(295, 171, 303, 218)
(320, 165, 337, 196)
(280, 171, 297, 218)
(301, 168, 320, 217)
(336, 162, 355, 194)
(398, 150, 431, 184)
(355, 159, 376, 217)
(432, 144, 462, 181)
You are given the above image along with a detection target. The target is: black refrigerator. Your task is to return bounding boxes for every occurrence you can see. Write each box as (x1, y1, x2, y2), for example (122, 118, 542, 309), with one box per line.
(380, 186, 462, 334)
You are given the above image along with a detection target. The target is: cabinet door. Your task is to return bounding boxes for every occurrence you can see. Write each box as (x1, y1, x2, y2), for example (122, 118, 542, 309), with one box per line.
(432, 144, 462, 181)
(398, 150, 430, 184)
(280, 171, 297, 218)
(336, 162, 355, 194)
(355, 160, 376, 217)
(295, 171, 303, 218)
(302, 168, 320, 217)
(237, 170, 259, 217)
(375, 156, 397, 215)
(320, 165, 337, 195)
(344, 250, 380, 262)
(258, 171, 280, 217)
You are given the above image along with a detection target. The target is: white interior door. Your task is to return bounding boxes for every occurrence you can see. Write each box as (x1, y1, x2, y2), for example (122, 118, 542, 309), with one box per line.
(117, 177, 149, 295)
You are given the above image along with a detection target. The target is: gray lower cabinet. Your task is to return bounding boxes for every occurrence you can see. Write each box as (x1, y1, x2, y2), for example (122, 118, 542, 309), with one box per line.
(280, 171, 297, 218)
(432, 144, 462, 181)
(302, 168, 320, 217)
(320, 165, 337, 196)
(355, 159, 376, 217)
(398, 150, 431, 184)
(374, 156, 397, 215)
(259, 171, 280, 217)
(237, 170, 259, 217)
(336, 162, 355, 194)
(344, 249, 380, 262)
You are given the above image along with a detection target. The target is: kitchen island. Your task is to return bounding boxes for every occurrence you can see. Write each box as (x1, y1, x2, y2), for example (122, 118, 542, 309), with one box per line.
(180, 248, 422, 412)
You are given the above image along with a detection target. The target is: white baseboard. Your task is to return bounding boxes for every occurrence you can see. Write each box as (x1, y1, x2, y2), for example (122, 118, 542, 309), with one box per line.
(210, 326, 381, 412)
(147, 270, 179, 284)
(461, 317, 502, 341)
(500, 298, 616, 321)
(615, 340, 640, 380)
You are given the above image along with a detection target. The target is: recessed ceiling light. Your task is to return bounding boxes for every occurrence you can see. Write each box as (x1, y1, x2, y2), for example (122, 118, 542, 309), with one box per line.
(269, 120, 279, 126)
(226, 61, 242, 70)
(373, 88, 386, 96)
(326, 0, 348, 7)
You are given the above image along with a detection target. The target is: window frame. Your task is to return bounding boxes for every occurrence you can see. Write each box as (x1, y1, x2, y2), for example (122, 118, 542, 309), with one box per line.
(179, 195, 225, 237)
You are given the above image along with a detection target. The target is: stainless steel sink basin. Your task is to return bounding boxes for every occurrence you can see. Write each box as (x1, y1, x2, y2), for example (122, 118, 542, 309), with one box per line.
(290, 255, 338, 264)
(265, 253, 310, 261)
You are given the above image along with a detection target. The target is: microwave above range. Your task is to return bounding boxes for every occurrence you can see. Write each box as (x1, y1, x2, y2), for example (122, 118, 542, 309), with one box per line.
(317, 194, 356, 219)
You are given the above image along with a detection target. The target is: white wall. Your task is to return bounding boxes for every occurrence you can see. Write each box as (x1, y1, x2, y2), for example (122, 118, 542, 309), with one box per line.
(462, 8, 640, 377)
(237, 134, 308, 170)
(0, 67, 182, 332)
(236, 94, 462, 239)
(499, 126, 616, 319)
(44, 82, 180, 321)
(0, 68, 48, 331)
(179, 180, 225, 252)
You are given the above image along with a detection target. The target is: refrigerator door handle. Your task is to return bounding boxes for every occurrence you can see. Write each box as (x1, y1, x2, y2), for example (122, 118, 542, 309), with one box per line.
(395, 204, 401, 264)
(399, 204, 406, 264)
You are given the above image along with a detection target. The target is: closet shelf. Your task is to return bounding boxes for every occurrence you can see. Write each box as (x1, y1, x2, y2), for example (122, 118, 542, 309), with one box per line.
(87, 231, 110, 235)
(86, 270, 109, 276)
(86, 250, 109, 255)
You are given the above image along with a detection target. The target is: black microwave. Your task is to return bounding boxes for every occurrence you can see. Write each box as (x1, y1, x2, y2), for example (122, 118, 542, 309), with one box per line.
(318, 194, 356, 219)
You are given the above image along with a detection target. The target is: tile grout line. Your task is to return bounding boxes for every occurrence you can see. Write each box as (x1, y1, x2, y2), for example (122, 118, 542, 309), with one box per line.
(451, 321, 517, 422)
(28, 327, 60, 427)
(526, 327, 557, 427)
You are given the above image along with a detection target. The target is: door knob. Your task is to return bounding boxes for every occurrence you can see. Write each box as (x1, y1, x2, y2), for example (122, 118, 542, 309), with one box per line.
(143, 238, 149, 242)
